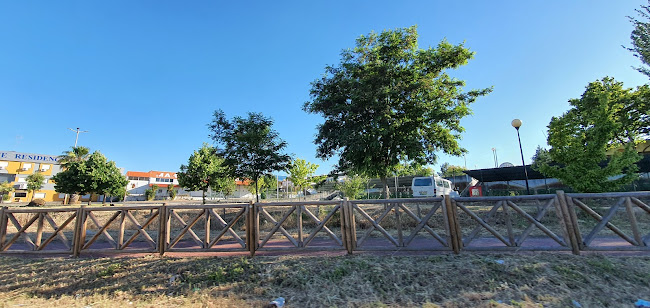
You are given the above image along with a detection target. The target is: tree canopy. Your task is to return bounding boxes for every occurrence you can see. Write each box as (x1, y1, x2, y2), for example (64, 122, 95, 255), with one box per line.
(394, 162, 434, 177)
(53, 150, 127, 201)
(537, 78, 643, 193)
(439, 163, 467, 177)
(287, 158, 323, 200)
(177, 143, 233, 204)
(26, 172, 45, 201)
(303, 26, 491, 198)
(209, 110, 291, 202)
(628, 1, 650, 78)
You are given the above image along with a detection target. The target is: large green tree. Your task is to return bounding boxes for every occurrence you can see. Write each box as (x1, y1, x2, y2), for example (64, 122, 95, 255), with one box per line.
(57, 146, 91, 204)
(53, 151, 126, 203)
(87, 153, 128, 204)
(178, 144, 233, 204)
(304, 26, 491, 198)
(537, 78, 644, 193)
(26, 172, 45, 201)
(209, 110, 291, 202)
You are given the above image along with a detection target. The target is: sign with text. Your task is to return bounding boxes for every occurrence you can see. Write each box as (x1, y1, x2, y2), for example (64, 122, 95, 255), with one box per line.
(0, 151, 59, 164)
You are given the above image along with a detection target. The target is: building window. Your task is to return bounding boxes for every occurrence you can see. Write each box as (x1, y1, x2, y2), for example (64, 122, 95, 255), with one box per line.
(156, 178, 172, 183)
(15, 192, 27, 198)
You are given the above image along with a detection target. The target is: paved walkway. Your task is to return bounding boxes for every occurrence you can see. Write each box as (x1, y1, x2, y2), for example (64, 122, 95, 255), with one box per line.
(1, 236, 648, 258)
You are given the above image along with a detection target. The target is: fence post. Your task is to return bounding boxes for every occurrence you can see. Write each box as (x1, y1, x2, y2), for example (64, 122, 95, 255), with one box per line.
(72, 205, 86, 258)
(297, 205, 303, 248)
(555, 191, 580, 255)
(158, 203, 167, 256)
(340, 200, 348, 252)
(444, 195, 462, 254)
(246, 201, 257, 257)
(341, 198, 356, 254)
(0, 207, 7, 251)
(348, 200, 356, 251)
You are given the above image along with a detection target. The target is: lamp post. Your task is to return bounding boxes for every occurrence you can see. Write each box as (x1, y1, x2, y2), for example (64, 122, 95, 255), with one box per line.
(511, 119, 530, 195)
(68, 127, 89, 147)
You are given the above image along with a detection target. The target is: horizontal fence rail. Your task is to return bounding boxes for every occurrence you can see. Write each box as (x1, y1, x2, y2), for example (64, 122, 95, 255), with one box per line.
(0, 190, 648, 257)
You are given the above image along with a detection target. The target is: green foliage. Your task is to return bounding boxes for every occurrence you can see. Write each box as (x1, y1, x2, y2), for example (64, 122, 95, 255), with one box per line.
(0, 181, 14, 202)
(394, 162, 434, 177)
(145, 184, 158, 201)
(26, 172, 45, 201)
(168, 184, 177, 200)
(628, 2, 650, 78)
(216, 176, 236, 199)
(304, 26, 491, 198)
(209, 110, 291, 202)
(246, 174, 277, 196)
(439, 163, 467, 177)
(538, 78, 643, 192)
(336, 175, 369, 200)
(89, 153, 128, 202)
(287, 158, 322, 200)
(57, 146, 90, 167)
(96, 263, 121, 278)
(53, 150, 127, 202)
(530, 146, 551, 172)
(178, 143, 233, 204)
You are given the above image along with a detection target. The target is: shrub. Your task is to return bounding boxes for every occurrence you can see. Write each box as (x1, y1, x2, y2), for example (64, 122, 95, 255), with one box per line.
(27, 198, 46, 207)
(144, 189, 155, 201)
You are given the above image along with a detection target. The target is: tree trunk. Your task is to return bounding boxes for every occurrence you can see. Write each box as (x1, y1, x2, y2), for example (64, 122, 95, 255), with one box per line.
(69, 194, 80, 205)
(255, 176, 260, 203)
(102, 194, 107, 205)
(202, 189, 206, 205)
(380, 176, 389, 199)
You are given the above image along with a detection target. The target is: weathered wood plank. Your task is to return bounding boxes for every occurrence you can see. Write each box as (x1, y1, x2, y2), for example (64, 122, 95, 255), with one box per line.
(169, 210, 203, 248)
(82, 211, 121, 250)
(456, 202, 510, 246)
(572, 198, 636, 246)
(38, 212, 75, 250)
(302, 205, 342, 247)
(259, 207, 298, 248)
(506, 200, 566, 246)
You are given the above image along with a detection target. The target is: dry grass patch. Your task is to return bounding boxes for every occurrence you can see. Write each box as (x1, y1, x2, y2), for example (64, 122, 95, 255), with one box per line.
(0, 253, 648, 307)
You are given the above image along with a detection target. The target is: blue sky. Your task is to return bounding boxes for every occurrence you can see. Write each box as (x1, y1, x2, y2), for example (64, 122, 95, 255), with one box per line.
(1, 1, 648, 175)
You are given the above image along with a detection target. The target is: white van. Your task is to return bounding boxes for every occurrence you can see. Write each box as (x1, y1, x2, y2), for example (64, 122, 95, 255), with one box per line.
(411, 176, 455, 197)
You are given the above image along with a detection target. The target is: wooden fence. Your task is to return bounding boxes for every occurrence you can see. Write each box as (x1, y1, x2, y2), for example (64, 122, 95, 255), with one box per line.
(0, 191, 648, 257)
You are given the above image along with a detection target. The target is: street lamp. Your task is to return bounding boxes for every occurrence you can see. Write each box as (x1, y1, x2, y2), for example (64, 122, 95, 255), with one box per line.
(511, 119, 530, 195)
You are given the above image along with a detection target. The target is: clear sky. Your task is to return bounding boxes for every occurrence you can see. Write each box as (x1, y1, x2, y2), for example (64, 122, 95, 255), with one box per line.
(1, 1, 648, 175)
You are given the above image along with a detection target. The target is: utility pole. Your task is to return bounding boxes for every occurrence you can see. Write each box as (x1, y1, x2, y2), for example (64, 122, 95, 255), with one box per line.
(68, 127, 89, 147)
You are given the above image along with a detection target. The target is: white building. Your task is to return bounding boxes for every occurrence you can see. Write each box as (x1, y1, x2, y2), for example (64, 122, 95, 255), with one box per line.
(126, 170, 252, 201)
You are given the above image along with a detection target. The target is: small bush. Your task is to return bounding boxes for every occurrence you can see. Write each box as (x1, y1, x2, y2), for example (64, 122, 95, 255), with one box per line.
(144, 188, 156, 201)
(27, 198, 46, 207)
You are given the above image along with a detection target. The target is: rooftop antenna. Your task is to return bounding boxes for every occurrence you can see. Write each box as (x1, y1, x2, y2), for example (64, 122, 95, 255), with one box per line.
(68, 127, 89, 147)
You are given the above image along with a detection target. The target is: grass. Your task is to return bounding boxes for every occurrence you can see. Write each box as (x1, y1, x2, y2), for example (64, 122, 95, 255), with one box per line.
(0, 253, 649, 307)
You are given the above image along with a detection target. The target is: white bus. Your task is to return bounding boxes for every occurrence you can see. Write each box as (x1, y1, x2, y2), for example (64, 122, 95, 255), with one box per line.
(411, 176, 455, 197)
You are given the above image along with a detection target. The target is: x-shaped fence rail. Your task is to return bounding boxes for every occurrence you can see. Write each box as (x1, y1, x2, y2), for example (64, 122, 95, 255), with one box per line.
(0, 190, 648, 257)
